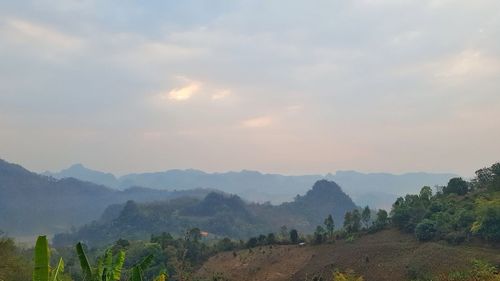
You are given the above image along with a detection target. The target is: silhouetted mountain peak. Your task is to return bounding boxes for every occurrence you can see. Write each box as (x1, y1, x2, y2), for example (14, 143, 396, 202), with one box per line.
(310, 179, 343, 193)
(296, 180, 348, 204)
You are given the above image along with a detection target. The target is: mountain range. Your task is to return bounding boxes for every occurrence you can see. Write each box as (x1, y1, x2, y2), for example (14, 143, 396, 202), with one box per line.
(0, 159, 213, 236)
(1, 158, 457, 237)
(45, 163, 457, 208)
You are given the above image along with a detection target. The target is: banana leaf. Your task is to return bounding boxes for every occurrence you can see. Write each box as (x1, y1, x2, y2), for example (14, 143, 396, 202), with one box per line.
(33, 236, 50, 281)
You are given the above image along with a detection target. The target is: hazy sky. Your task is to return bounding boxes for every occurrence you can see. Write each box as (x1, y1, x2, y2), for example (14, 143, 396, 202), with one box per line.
(1, 0, 499, 176)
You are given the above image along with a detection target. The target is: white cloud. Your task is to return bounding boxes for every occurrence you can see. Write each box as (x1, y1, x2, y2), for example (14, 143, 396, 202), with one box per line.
(242, 116, 273, 128)
(162, 82, 201, 101)
(2, 18, 82, 50)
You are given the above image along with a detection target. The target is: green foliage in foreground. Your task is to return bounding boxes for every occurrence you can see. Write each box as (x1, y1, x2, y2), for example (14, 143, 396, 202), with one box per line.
(28, 235, 168, 281)
(0, 233, 31, 281)
(33, 236, 65, 281)
(391, 162, 500, 243)
(75, 242, 125, 281)
(437, 260, 500, 281)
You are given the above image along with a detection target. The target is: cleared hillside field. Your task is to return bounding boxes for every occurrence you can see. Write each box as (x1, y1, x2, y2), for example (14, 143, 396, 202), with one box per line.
(196, 229, 500, 281)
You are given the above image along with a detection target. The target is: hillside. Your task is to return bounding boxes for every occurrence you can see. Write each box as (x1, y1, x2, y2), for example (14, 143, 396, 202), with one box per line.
(196, 229, 500, 281)
(0, 159, 212, 236)
(195, 162, 500, 281)
(250, 180, 357, 233)
(46, 164, 456, 208)
(53, 180, 357, 247)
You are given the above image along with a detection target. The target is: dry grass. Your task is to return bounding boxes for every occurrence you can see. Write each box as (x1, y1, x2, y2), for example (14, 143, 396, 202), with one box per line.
(195, 229, 500, 281)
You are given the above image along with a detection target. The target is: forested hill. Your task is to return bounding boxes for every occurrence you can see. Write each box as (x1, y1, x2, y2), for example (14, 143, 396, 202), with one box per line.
(0, 159, 213, 236)
(293, 180, 357, 226)
(251, 180, 358, 233)
(53, 180, 358, 247)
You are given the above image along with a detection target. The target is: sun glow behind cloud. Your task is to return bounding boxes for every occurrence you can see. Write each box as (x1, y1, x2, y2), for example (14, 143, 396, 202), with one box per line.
(164, 82, 200, 101)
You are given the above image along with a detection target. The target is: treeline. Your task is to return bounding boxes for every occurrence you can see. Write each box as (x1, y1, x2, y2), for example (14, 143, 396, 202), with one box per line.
(391, 162, 500, 243)
(241, 207, 389, 248)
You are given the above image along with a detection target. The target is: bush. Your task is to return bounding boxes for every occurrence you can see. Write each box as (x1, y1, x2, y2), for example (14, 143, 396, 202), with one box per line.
(415, 219, 437, 241)
(472, 203, 500, 242)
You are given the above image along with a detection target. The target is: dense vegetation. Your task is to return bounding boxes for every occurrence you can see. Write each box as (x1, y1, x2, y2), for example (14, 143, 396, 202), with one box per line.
(391, 162, 500, 244)
(53, 180, 357, 247)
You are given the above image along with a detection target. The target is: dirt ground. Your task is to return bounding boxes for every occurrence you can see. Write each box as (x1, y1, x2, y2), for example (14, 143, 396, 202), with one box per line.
(195, 229, 500, 281)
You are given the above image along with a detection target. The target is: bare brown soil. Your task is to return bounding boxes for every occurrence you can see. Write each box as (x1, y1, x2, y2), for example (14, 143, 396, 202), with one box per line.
(195, 229, 500, 281)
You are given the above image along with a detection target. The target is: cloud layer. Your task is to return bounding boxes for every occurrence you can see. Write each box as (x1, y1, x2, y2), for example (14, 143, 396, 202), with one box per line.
(1, 0, 499, 176)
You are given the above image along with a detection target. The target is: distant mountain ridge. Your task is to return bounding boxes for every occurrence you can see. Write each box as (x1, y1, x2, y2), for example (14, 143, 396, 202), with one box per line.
(0, 159, 213, 236)
(43, 163, 118, 188)
(45, 164, 457, 208)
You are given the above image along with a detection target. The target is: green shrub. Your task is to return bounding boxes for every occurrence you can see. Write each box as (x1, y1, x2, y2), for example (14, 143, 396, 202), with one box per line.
(415, 219, 437, 241)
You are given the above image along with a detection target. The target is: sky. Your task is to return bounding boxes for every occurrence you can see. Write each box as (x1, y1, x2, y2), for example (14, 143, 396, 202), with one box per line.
(0, 0, 499, 176)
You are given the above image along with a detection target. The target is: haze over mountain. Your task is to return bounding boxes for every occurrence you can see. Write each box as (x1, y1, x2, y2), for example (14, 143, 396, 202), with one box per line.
(46, 164, 456, 208)
(0, 159, 213, 236)
(43, 164, 118, 189)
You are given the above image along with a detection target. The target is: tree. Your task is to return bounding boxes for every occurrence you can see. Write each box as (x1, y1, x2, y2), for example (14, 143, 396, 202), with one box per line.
(415, 219, 437, 241)
(186, 228, 202, 243)
(443, 177, 468, 195)
(351, 209, 361, 232)
(374, 209, 388, 229)
(344, 212, 352, 232)
(324, 214, 335, 240)
(361, 206, 371, 229)
(419, 186, 432, 201)
(279, 225, 288, 242)
(490, 163, 500, 191)
(391, 194, 427, 233)
(473, 163, 500, 191)
(266, 233, 276, 245)
(314, 226, 326, 244)
(289, 229, 299, 244)
(471, 199, 500, 242)
(246, 237, 258, 248)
